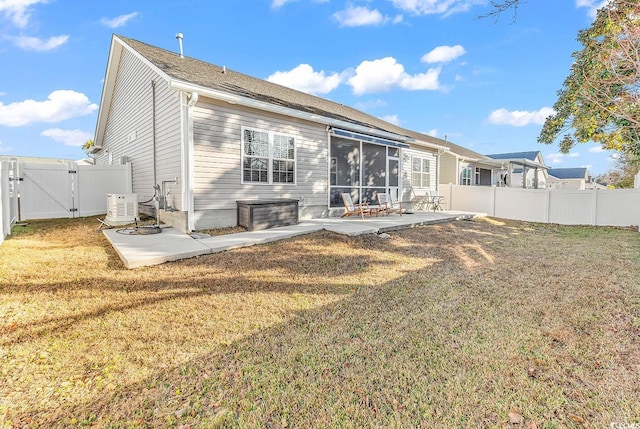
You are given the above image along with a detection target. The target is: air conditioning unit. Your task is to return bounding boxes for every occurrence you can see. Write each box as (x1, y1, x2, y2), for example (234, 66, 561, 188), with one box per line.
(105, 193, 138, 225)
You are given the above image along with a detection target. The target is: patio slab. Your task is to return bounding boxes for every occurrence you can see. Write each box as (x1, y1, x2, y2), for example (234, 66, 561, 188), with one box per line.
(103, 211, 482, 269)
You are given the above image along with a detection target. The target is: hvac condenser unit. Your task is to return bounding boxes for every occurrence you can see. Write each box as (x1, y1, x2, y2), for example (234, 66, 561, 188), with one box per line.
(105, 193, 138, 225)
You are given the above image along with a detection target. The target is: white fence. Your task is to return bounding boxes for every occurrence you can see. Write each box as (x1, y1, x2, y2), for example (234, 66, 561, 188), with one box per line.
(1, 161, 132, 244)
(444, 184, 640, 227)
(1, 160, 14, 245)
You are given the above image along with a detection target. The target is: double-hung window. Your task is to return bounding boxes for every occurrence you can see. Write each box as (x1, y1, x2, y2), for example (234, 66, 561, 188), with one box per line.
(411, 156, 431, 188)
(242, 127, 296, 184)
(461, 167, 472, 186)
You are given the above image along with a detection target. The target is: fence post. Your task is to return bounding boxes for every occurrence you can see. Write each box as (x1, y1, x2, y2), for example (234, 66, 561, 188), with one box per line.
(1, 161, 5, 244)
(490, 186, 495, 217)
(591, 189, 598, 226)
(0, 160, 9, 243)
(545, 189, 551, 223)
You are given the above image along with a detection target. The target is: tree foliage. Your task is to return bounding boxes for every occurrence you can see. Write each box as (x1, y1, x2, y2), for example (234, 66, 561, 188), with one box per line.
(597, 151, 640, 188)
(538, 0, 640, 156)
(82, 139, 94, 151)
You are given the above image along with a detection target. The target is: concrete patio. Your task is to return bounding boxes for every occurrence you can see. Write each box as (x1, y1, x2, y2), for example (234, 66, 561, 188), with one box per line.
(103, 210, 482, 269)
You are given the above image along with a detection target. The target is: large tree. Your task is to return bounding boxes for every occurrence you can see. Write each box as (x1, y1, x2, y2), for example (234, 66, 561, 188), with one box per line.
(538, 0, 640, 156)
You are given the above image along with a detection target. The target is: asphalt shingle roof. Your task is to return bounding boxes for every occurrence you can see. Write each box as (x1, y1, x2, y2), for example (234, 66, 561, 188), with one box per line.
(485, 151, 541, 161)
(547, 167, 587, 179)
(117, 35, 484, 158)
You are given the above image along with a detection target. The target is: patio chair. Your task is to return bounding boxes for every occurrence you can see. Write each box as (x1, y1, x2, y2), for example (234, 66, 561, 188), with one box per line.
(412, 190, 445, 212)
(424, 190, 446, 211)
(377, 192, 403, 216)
(340, 193, 371, 219)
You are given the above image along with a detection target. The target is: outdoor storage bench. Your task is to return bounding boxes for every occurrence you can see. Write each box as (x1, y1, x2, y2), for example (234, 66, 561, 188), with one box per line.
(236, 199, 299, 231)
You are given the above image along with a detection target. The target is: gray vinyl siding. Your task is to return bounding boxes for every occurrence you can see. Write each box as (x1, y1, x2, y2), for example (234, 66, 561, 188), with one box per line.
(402, 147, 437, 201)
(439, 152, 458, 185)
(192, 97, 328, 211)
(94, 48, 182, 206)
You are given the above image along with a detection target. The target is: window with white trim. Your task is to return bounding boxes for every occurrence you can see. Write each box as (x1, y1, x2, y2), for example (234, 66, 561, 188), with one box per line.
(411, 156, 431, 188)
(242, 127, 296, 184)
(461, 167, 472, 186)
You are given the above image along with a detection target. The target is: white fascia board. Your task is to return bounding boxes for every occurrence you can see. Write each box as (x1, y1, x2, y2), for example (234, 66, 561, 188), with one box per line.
(444, 150, 479, 162)
(498, 159, 549, 169)
(170, 80, 415, 143)
(92, 38, 122, 153)
(114, 35, 173, 83)
(93, 35, 174, 153)
(409, 139, 449, 152)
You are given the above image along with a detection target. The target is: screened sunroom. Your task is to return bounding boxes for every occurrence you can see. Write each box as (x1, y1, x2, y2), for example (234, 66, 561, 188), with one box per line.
(328, 129, 407, 208)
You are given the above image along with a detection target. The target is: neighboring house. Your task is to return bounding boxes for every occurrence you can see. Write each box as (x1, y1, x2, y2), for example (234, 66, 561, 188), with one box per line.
(92, 35, 450, 232)
(439, 148, 548, 189)
(485, 151, 548, 189)
(439, 144, 499, 187)
(547, 167, 590, 190)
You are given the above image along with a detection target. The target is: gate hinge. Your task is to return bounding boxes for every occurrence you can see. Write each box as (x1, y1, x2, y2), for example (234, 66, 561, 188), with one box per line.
(68, 170, 77, 174)
(69, 208, 78, 212)
(9, 177, 24, 181)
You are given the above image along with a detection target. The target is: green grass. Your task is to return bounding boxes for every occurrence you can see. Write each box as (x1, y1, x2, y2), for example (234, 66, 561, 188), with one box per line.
(1, 217, 639, 428)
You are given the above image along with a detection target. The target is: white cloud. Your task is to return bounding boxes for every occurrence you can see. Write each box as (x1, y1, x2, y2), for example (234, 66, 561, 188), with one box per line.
(41, 128, 93, 147)
(267, 64, 342, 95)
(0, 0, 47, 28)
(0, 90, 98, 127)
(426, 129, 438, 137)
(389, 0, 484, 17)
(9, 34, 69, 51)
(575, 0, 610, 18)
(421, 45, 466, 63)
(347, 57, 441, 94)
(333, 5, 398, 27)
(546, 152, 580, 165)
(487, 107, 555, 127)
(271, 0, 298, 8)
(588, 145, 606, 153)
(100, 12, 139, 28)
(381, 114, 400, 125)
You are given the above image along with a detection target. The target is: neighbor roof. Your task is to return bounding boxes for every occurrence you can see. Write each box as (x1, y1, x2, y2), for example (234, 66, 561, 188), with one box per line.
(548, 167, 588, 180)
(485, 151, 542, 161)
(115, 35, 464, 153)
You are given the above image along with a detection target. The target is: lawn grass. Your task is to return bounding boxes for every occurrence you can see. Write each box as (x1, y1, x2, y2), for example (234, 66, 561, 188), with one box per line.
(1, 216, 639, 428)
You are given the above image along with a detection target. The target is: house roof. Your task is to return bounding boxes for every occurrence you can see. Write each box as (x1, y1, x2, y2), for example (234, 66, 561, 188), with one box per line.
(547, 167, 588, 180)
(113, 35, 469, 153)
(485, 151, 542, 161)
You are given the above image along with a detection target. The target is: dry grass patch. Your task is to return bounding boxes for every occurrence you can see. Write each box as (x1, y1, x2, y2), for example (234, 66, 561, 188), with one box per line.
(1, 217, 639, 428)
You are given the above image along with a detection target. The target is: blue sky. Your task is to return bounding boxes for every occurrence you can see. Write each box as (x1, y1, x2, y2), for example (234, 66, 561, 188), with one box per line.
(0, 0, 615, 174)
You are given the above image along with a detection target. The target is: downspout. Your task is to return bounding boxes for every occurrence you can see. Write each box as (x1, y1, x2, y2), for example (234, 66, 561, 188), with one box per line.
(326, 126, 332, 213)
(436, 148, 445, 192)
(185, 91, 198, 231)
(151, 81, 157, 188)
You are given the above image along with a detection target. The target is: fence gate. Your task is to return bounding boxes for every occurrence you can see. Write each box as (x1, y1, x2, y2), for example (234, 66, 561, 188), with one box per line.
(19, 162, 78, 220)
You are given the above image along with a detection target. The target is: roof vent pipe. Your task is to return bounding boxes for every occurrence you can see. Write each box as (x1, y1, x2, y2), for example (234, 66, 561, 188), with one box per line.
(176, 33, 184, 58)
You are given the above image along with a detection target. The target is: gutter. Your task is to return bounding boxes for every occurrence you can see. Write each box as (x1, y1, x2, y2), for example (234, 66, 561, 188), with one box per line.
(170, 80, 449, 150)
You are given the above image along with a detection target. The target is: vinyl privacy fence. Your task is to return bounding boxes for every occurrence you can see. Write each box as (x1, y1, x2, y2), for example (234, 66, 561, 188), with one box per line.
(443, 183, 640, 227)
(0, 161, 132, 244)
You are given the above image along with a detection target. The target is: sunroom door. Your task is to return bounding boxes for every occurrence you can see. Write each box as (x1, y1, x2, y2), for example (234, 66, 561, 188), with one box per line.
(387, 147, 400, 201)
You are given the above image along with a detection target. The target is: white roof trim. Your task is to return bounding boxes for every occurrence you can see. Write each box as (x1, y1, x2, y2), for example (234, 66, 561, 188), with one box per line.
(171, 80, 447, 150)
(93, 35, 173, 152)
